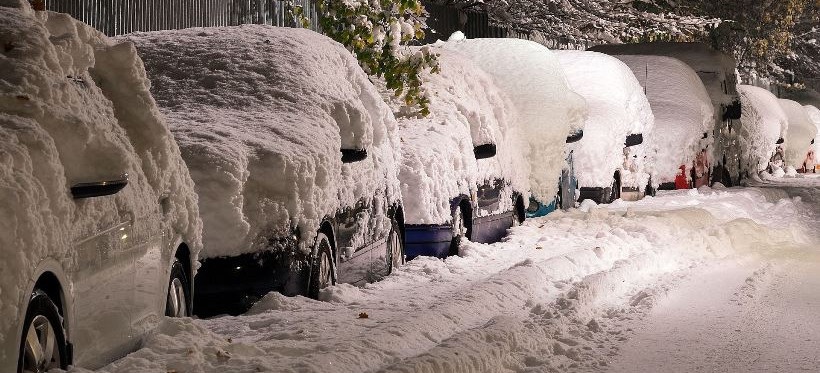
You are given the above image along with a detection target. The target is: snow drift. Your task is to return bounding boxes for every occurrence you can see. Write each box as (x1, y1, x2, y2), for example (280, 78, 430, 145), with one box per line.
(0, 0, 201, 364)
(438, 36, 587, 203)
(737, 85, 788, 174)
(555, 51, 654, 189)
(124, 26, 402, 258)
(778, 99, 818, 168)
(387, 47, 529, 224)
(614, 55, 714, 185)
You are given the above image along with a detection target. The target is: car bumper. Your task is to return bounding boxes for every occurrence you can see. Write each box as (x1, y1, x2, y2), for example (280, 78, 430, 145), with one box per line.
(405, 224, 452, 259)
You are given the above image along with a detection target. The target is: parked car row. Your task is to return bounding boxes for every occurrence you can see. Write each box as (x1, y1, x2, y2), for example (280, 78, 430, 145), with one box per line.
(4, 2, 820, 371)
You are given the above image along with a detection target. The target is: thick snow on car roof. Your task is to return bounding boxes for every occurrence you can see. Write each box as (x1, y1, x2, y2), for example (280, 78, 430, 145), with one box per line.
(0, 0, 201, 354)
(737, 85, 788, 173)
(615, 55, 714, 183)
(778, 99, 818, 168)
(439, 35, 587, 203)
(590, 42, 738, 108)
(388, 47, 529, 224)
(125, 25, 401, 258)
(555, 51, 654, 188)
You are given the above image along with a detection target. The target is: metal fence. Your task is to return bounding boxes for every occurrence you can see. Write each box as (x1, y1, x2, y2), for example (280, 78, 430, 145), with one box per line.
(43, 0, 319, 36)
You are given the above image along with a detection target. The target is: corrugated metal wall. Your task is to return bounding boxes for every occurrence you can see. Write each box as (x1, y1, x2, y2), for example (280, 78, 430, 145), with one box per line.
(43, 0, 319, 36)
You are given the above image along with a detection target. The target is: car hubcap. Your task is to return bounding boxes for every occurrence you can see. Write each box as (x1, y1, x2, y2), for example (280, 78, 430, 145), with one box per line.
(389, 229, 402, 268)
(318, 248, 332, 289)
(22, 315, 58, 373)
(167, 278, 187, 317)
(453, 209, 466, 238)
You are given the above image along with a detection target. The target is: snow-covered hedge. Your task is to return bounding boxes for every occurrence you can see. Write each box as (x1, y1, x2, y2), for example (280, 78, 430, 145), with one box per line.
(0, 0, 201, 362)
(615, 55, 713, 185)
(555, 51, 654, 189)
(736, 85, 788, 174)
(438, 35, 587, 203)
(387, 47, 529, 224)
(125, 26, 402, 258)
(778, 99, 818, 168)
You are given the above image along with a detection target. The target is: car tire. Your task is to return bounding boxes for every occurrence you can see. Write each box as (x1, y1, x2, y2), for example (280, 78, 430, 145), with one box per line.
(449, 206, 468, 256)
(18, 290, 68, 373)
(308, 232, 335, 299)
(166, 258, 190, 317)
(387, 220, 405, 274)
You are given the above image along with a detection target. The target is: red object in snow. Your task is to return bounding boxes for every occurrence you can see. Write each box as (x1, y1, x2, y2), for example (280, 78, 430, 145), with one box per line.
(674, 165, 689, 189)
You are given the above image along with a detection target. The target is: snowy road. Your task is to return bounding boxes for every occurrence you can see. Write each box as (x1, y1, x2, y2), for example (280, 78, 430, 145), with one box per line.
(71, 177, 820, 373)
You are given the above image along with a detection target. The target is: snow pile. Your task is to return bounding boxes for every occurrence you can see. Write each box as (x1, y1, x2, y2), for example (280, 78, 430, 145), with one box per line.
(124, 26, 401, 257)
(736, 85, 788, 173)
(387, 48, 529, 224)
(614, 55, 714, 185)
(555, 51, 654, 189)
(778, 99, 818, 169)
(73, 186, 814, 373)
(0, 1, 201, 363)
(438, 37, 587, 203)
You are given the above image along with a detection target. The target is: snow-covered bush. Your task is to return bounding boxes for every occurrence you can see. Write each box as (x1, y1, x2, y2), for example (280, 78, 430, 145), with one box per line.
(736, 85, 788, 174)
(125, 25, 401, 258)
(555, 51, 655, 190)
(304, 0, 438, 116)
(385, 47, 529, 224)
(778, 99, 818, 168)
(0, 1, 201, 365)
(439, 36, 587, 204)
(615, 55, 714, 185)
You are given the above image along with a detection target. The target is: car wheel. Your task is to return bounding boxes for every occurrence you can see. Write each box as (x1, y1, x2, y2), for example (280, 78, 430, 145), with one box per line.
(18, 290, 68, 373)
(513, 196, 526, 225)
(165, 258, 190, 317)
(308, 232, 335, 299)
(610, 178, 621, 202)
(449, 206, 468, 256)
(387, 221, 405, 274)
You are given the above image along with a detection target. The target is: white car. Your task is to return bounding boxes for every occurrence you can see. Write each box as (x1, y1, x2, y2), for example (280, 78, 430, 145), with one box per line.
(127, 25, 404, 316)
(779, 99, 818, 170)
(1, 4, 202, 371)
(736, 85, 788, 176)
(440, 35, 587, 215)
(555, 51, 654, 203)
(615, 55, 715, 190)
(391, 47, 530, 258)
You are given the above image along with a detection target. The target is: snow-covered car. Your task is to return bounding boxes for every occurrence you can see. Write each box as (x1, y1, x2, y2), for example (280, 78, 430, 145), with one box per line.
(555, 51, 654, 203)
(440, 35, 587, 216)
(779, 99, 818, 171)
(613, 55, 715, 190)
(1, 4, 202, 371)
(388, 47, 530, 258)
(591, 42, 741, 187)
(126, 26, 404, 316)
(804, 105, 820, 172)
(736, 85, 788, 176)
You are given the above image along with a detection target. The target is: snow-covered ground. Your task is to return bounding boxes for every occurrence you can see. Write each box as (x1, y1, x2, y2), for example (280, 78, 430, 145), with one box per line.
(65, 178, 820, 373)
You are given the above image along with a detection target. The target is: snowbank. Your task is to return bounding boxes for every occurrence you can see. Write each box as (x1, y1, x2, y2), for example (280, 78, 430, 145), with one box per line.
(386, 48, 529, 224)
(124, 25, 401, 258)
(614, 55, 713, 185)
(555, 51, 654, 189)
(737, 85, 788, 173)
(0, 0, 201, 364)
(438, 37, 587, 203)
(778, 99, 818, 168)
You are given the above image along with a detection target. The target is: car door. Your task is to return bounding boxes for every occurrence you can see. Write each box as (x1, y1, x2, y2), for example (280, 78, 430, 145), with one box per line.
(129, 194, 167, 337)
(334, 199, 372, 286)
(70, 197, 136, 368)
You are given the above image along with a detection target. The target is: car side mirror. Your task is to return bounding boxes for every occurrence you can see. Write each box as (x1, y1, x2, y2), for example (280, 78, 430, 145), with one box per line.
(624, 133, 643, 147)
(71, 174, 129, 199)
(566, 130, 584, 143)
(341, 148, 367, 163)
(473, 143, 497, 159)
(776, 138, 784, 145)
